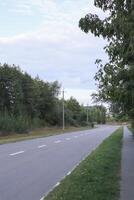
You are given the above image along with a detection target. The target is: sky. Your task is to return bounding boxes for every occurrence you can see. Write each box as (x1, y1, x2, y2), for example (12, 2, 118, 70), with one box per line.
(0, 0, 107, 105)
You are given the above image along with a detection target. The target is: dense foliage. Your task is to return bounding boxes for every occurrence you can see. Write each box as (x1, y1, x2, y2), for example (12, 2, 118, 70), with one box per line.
(79, 0, 134, 124)
(0, 63, 60, 134)
(0, 64, 106, 135)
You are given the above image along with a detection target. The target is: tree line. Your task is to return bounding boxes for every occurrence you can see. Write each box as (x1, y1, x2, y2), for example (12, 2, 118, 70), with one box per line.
(79, 0, 134, 126)
(0, 64, 106, 135)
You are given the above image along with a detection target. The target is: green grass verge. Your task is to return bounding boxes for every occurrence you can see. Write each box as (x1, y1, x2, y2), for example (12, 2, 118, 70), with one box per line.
(127, 126, 134, 137)
(44, 128, 123, 200)
(0, 126, 93, 145)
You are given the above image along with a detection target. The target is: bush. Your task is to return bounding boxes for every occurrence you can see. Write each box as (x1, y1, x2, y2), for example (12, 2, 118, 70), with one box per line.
(90, 122, 94, 128)
(0, 112, 43, 135)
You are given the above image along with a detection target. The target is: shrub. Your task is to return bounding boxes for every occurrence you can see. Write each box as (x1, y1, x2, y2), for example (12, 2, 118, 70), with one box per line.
(0, 112, 43, 135)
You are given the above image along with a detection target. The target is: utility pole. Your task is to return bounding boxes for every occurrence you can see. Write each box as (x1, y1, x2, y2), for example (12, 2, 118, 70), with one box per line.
(62, 89, 65, 131)
(87, 104, 89, 124)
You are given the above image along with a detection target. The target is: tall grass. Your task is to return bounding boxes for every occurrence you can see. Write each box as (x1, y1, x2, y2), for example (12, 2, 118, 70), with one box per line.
(0, 112, 43, 135)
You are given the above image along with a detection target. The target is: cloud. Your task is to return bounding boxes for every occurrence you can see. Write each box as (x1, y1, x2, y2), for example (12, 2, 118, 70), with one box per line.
(64, 88, 96, 105)
(0, 0, 107, 104)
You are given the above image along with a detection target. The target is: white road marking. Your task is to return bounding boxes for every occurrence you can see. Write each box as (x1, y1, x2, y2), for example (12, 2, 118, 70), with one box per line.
(40, 197, 44, 200)
(55, 182, 60, 187)
(74, 136, 78, 138)
(54, 140, 61, 144)
(10, 151, 25, 156)
(66, 138, 71, 140)
(67, 171, 71, 176)
(80, 134, 84, 136)
(38, 145, 47, 148)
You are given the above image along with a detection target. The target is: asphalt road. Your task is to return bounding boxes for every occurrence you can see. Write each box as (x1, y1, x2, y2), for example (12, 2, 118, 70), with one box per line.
(0, 125, 119, 200)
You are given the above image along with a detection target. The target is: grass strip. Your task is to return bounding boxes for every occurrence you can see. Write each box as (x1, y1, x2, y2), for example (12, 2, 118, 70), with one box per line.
(45, 128, 123, 200)
(128, 126, 134, 138)
(0, 126, 92, 145)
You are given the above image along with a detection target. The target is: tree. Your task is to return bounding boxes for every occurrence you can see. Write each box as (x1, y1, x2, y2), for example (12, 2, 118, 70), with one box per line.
(0, 64, 61, 133)
(0, 63, 107, 134)
(88, 105, 106, 124)
(65, 97, 81, 126)
(37, 80, 60, 124)
(79, 0, 134, 124)
(0, 64, 24, 114)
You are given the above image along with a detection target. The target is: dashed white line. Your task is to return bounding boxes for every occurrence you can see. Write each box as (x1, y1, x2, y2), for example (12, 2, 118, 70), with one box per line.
(10, 151, 25, 156)
(74, 136, 78, 138)
(66, 138, 71, 140)
(54, 140, 61, 144)
(55, 182, 60, 187)
(67, 171, 71, 176)
(38, 145, 47, 148)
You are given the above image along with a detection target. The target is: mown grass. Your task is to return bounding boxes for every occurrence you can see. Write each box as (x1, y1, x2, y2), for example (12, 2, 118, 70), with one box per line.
(0, 126, 92, 145)
(128, 126, 134, 138)
(44, 128, 123, 200)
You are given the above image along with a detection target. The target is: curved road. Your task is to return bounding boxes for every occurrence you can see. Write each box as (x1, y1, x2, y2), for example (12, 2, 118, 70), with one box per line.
(0, 125, 119, 200)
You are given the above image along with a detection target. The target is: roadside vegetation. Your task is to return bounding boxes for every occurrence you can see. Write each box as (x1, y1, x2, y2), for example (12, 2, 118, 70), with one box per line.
(44, 128, 123, 200)
(0, 126, 93, 145)
(45, 128, 123, 200)
(128, 124, 134, 137)
(0, 64, 106, 135)
(79, 0, 134, 127)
